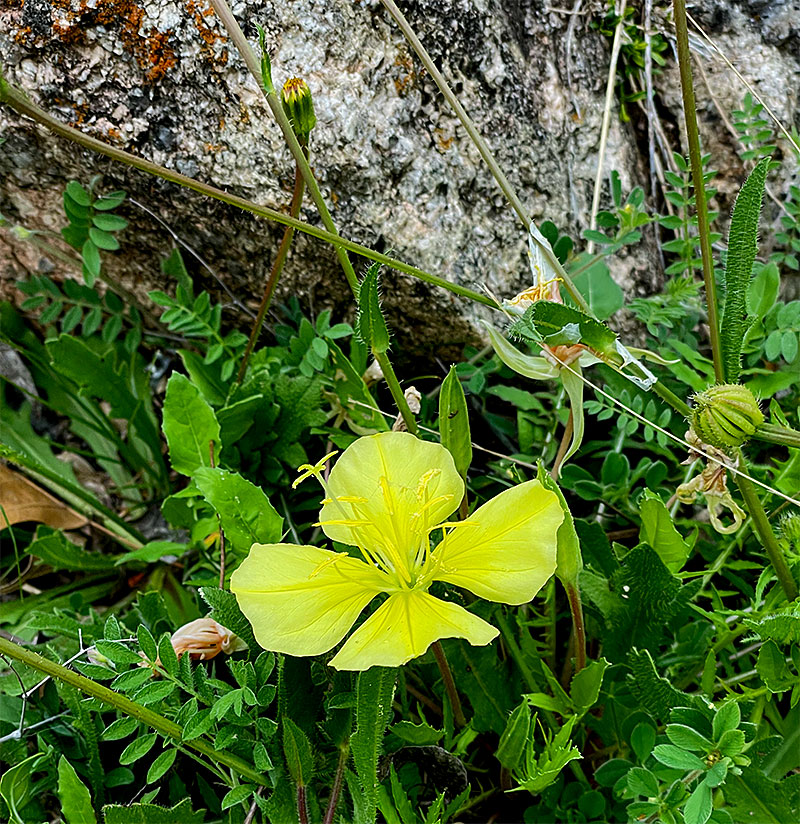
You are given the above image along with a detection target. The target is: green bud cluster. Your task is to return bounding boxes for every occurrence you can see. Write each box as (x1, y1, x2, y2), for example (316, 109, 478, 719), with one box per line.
(691, 384, 764, 450)
(281, 77, 316, 141)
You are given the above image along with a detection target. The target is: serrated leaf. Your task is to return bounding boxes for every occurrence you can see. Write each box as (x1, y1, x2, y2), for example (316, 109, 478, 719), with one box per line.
(283, 717, 314, 787)
(102, 798, 205, 824)
(221, 785, 254, 811)
(356, 264, 390, 353)
(684, 781, 713, 824)
(350, 667, 397, 821)
(666, 724, 713, 753)
(162, 373, 220, 475)
(721, 157, 771, 381)
(744, 610, 800, 643)
(438, 366, 471, 478)
(27, 527, 119, 571)
(652, 744, 706, 771)
(199, 587, 255, 651)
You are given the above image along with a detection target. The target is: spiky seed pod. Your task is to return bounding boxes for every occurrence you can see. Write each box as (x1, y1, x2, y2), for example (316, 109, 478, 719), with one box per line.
(281, 77, 316, 141)
(691, 384, 764, 450)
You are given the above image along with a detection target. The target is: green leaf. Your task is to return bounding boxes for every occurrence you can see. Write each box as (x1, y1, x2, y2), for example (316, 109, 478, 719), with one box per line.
(630, 723, 656, 763)
(351, 666, 397, 821)
(665, 724, 713, 753)
(726, 768, 800, 824)
(0, 752, 47, 824)
(721, 156, 771, 381)
(713, 701, 741, 740)
(93, 190, 126, 211)
(652, 744, 706, 771)
(102, 799, 206, 824)
(684, 781, 713, 824)
(193, 467, 282, 556)
(27, 526, 120, 571)
(162, 372, 220, 475)
(570, 657, 609, 716)
(496, 700, 532, 771)
(745, 609, 800, 644)
(283, 717, 314, 787)
(92, 214, 128, 231)
(438, 366, 472, 478)
(389, 720, 442, 747)
(639, 490, 691, 572)
(119, 733, 158, 765)
(747, 262, 780, 320)
(627, 649, 702, 721)
(82, 239, 101, 281)
(58, 756, 97, 824)
(221, 785, 254, 811)
(88, 227, 120, 251)
(356, 264, 390, 353)
(326, 341, 388, 433)
(146, 749, 177, 784)
(626, 766, 659, 797)
(102, 717, 139, 741)
(570, 259, 624, 320)
(66, 181, 91, 206)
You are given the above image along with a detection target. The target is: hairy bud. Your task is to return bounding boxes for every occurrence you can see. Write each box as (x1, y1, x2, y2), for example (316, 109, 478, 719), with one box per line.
(691, 384, 764, 450)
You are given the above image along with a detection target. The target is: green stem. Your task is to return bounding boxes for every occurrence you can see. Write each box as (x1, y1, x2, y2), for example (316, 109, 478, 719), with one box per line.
(378, 0, 591, 314)
(757, 423, 800, 450)
(652, 380, 692, 418)
(0, 636, 268, 786)
(237, 159, 306, 384)
(733, 448, 798, 601)
(208, 0, 359, 294)
(322, 743, 349, 824)
(0, 78, 496, 309)
(431, 641, 466, 727)
(672, 0, 724, 382)
(375, 350, 418, 435)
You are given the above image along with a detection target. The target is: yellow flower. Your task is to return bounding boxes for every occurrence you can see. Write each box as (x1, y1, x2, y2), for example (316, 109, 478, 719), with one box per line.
(231, 432, 563, 670)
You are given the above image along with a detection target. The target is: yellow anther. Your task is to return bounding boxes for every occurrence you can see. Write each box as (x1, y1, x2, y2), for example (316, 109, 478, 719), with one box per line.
(309, 552, 347, 578)
(315, 518, 372, 528)
(415, 468, 441, 499)
(335, 495, 369, 504)
(293, 451, 338, 488)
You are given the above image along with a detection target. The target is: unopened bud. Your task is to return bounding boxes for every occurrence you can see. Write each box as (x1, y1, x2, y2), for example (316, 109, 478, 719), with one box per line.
(282, 77, 316, 141)
(170, 617, 247, 661)
(691, 384, 763, 450)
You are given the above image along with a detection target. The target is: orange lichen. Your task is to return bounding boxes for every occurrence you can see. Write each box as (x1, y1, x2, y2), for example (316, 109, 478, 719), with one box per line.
(393, 54, 417, 98)
(185, 0, 227, 65)
(49, 0, 176, 83)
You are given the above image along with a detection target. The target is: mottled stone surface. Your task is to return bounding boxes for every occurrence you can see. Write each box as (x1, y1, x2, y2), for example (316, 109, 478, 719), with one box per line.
(1, 0, 799, 354)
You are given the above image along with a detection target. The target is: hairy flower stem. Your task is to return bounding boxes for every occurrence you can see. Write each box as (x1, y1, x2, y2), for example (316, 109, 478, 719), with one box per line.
(0, 78, 495, 309)
(297, 785, 310, 824)
(565, 582, 587, 673)
(0, 636, 268, 785)
(431, 641, 466, 728)
(734, 449, 798, 601)
(322, 744, 349, 824)
(209, 0, 358, 294)
(237, 160, 306, 385)
(207, 2, 419, 432)
(672, 0, 724, 382)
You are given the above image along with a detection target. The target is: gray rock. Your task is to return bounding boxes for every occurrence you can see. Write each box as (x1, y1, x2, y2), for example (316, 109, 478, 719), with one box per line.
(1, 0, 798, 356)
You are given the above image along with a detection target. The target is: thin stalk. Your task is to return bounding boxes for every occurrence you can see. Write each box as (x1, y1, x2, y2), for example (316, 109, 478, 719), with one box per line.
(587, 0, 628, 254)
(208, 0, 358, 294)
(237, 160, 306, 384)
(672, 0, 724, 381)
(757, 423, 800, 450)
(0, 636, 268, 786)
(734, 449, 798, 601)
(322, 744, 349, 824)
(431, 641, 466, 728)
(550, 409, 574, 480)
(375, 350, 418, 435)
(297, 785, 309, 824)
(0, 78, 496, 308)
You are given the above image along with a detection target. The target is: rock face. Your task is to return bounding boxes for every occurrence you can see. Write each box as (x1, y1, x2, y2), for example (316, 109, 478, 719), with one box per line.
(1, 0, 799, 354)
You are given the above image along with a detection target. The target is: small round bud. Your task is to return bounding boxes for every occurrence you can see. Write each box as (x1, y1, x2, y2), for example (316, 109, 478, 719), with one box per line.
(691, 383, 764, 450)
(281, 77, 316, 141)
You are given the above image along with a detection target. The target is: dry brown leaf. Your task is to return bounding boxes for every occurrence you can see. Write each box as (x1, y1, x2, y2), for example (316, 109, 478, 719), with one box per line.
(0, 464, 88, 530)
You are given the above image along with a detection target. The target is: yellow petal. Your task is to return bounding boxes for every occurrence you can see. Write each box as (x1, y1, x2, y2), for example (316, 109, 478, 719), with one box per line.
(330, 590, 498, 670)
(432, 481, 562, 604)
(319, 432, 463, 559)
(230, 544, 387, 657)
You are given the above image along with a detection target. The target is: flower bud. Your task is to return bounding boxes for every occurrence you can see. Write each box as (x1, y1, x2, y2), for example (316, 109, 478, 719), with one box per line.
(170, 617, 247, 661)
(691, 384, 763, 450)
(282, 77, 316, 141)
